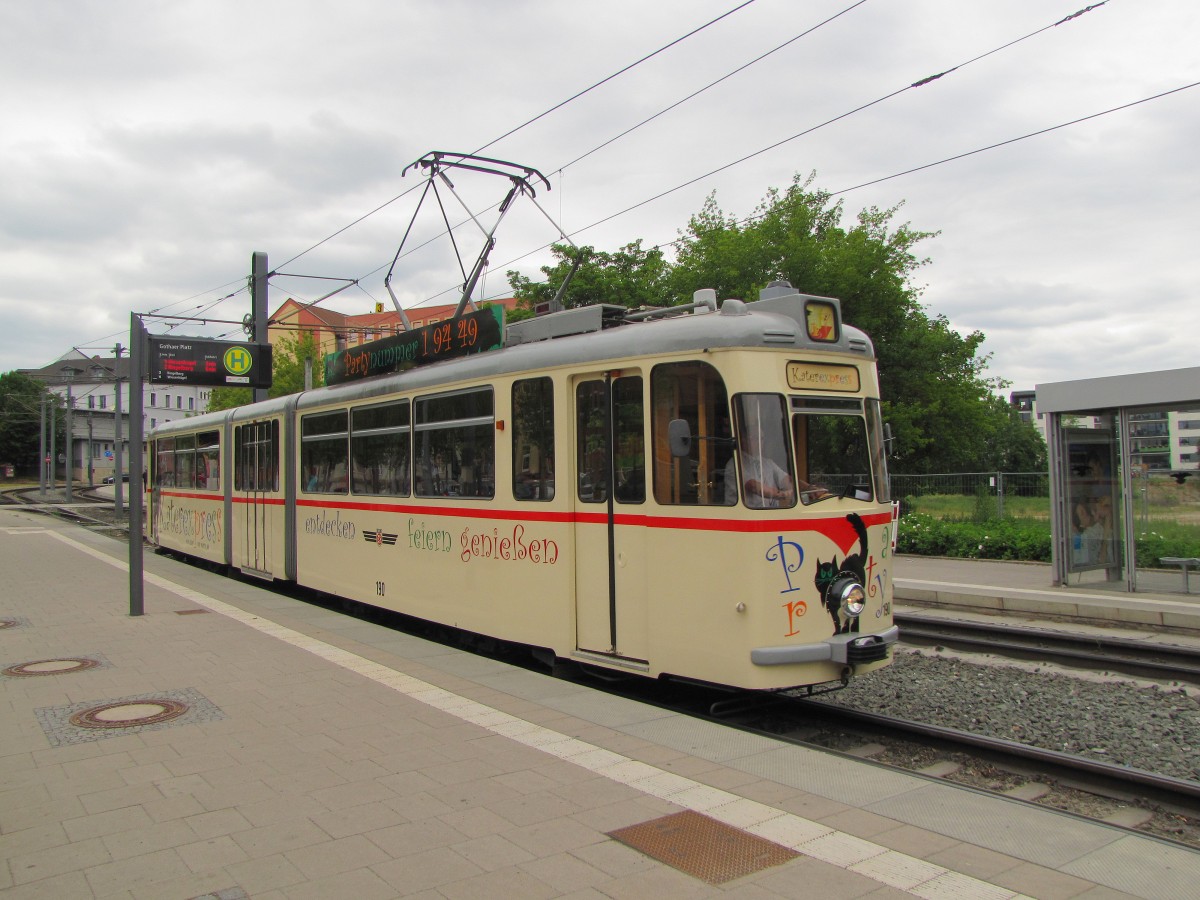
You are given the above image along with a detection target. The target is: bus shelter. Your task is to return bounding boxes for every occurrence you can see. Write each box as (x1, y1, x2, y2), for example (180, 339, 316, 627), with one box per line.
(1037, 367, 1200, 592)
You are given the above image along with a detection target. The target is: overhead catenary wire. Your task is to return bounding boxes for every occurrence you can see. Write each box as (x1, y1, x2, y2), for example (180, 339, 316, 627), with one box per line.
(472, 0, 761, 156)
(374, 0, 1124, 313)
(127, 1, 762, 339)
(341, 1, 874, 314)
(113, 1, 1124, 337)
(427, 1, 1130, 288)
(556, 0, 869, 172)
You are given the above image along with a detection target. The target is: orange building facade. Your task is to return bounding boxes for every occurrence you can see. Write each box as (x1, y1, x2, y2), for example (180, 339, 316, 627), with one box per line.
(268, 297, 522, 364)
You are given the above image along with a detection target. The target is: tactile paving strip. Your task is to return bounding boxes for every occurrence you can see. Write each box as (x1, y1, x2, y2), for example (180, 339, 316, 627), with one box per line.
(608, 810, 799, 883)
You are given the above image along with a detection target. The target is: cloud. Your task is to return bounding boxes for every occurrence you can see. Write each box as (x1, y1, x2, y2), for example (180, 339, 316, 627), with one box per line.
(0, 0, 1196, 394)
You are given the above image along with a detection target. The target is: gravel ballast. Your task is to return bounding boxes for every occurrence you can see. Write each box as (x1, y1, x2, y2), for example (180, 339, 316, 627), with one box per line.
(814, 650, 1200, 782)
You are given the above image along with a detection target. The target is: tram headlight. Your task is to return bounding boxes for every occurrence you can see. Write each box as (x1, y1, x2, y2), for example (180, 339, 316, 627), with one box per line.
(830, 576, 866, 618)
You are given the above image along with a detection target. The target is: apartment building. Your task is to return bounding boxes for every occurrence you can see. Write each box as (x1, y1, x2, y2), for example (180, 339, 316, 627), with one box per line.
(20, 351, 210, 483)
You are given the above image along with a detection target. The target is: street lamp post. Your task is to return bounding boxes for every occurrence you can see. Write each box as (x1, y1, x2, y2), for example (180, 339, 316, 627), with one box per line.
(64, 378, 73, 502)
(114, 343, 125, 513)
(39, 395, 47, 500)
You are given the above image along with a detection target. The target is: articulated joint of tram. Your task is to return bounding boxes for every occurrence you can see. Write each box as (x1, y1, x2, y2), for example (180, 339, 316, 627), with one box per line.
(750, 625, 900, 668)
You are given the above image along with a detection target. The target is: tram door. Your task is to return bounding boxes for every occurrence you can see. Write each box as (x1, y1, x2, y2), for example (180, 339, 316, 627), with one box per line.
(234, 419, 277, 577)
(573, 374, 648, 661)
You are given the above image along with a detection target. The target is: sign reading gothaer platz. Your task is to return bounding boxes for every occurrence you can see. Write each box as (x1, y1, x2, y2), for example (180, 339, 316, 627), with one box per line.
(147, 337, 273, 388)
(324, 305, 505, 386)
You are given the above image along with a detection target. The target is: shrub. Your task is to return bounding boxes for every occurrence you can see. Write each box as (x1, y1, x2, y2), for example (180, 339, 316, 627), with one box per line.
(896, 513, 1051, 561)
(896, 513, 1200, 565)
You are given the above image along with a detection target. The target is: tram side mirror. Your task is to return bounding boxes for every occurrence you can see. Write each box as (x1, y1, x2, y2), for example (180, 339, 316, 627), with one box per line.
(668, 419, 692, 458)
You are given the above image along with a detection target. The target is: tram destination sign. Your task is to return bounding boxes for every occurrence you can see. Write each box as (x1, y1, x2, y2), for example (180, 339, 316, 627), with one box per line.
(324, 305, 505, 386)
(148, 337, 273, 388)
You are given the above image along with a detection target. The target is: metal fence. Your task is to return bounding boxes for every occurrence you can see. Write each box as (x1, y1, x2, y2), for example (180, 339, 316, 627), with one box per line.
(890, 472, 1050, 520)
(892, 471, 1200, 529)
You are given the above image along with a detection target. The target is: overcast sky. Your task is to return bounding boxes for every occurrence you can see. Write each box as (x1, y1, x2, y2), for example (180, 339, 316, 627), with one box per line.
(2, 0, 1196, 392)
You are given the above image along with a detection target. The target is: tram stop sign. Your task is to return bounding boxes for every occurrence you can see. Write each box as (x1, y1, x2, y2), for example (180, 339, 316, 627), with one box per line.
(147, 337, 272, 388)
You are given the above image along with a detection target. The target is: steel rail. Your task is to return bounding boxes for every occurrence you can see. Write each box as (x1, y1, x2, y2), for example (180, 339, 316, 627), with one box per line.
(895, 611, 1200, 682)
(793, 698, 1200, 806)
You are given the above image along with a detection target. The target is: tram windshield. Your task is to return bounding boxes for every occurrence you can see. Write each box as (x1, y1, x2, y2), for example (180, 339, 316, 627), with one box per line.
(728, 394, 889, 507)
(791, 396, 889, 505)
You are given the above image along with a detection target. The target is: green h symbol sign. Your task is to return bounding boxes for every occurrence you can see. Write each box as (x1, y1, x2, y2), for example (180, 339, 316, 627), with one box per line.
(223, 346, 253, 376)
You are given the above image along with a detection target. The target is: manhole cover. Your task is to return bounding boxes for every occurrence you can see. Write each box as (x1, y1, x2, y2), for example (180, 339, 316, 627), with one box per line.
(4, 657, 100, 677)
(608, 810, 799, 883)
(69, 698, 189, 729)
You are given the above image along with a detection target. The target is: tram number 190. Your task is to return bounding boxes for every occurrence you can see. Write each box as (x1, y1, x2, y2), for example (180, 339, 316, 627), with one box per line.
(375, 582, 386, 597)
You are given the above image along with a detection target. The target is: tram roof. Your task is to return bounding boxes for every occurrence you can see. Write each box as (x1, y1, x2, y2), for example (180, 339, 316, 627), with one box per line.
(150, 287, 874, 436)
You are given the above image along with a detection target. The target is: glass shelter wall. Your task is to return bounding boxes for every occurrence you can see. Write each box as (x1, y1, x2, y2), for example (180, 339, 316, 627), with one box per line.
(1040, 367, 1200, 594)
(1056, 416, 1124, 584)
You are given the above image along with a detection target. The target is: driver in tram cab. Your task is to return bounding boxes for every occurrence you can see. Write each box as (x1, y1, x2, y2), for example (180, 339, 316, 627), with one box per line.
(726, 429, 795, 508)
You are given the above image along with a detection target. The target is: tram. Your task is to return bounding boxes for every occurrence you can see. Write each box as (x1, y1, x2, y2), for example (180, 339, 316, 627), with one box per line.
(148, 281, 899, 691)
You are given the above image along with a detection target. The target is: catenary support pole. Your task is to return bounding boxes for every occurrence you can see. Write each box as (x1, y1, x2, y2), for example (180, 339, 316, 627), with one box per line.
(251, 251, 269, 404)
(128, 314, 145, 616)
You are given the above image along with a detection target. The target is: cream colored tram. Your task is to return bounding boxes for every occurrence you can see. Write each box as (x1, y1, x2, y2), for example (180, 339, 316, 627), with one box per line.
(150, 282, 899, 691)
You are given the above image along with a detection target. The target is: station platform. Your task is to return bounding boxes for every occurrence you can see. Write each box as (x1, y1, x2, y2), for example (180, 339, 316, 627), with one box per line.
(3, 506, 1199, 899)
(894, 555, 1200, 634)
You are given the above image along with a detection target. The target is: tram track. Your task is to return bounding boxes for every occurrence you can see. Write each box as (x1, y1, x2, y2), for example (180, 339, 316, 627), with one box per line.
(700, 689, 1200, 849)
(895, 610, 1200, 684)
(790, 698, 1200, 801)
(0, 485, 132, 533)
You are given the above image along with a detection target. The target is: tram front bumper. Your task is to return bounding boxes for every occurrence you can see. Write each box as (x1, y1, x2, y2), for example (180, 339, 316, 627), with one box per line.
(751, 626, 899, 666)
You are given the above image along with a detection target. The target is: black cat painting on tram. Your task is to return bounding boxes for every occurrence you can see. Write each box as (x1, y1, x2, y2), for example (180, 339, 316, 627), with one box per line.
(815, 513, 869, 635)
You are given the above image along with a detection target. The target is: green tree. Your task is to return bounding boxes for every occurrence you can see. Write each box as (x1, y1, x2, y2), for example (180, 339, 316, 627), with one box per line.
(207, 332, 325, 412)
(507, 240, 670, 311)
(0, 372, 56, 473)
(976, 390, 1048, 471)
(668, 174, 1003, 474)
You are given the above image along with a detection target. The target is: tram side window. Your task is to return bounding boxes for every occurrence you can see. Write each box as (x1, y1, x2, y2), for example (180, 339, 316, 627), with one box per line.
(512, 378, 554, 501)
(197, 430, 220, 490)
(730, 394, 796, 509)
(174, 434, 196, 489)
(614, 378, 645, 503)
(234, 420, 279, 492)
(575, 377, 645, 504)
(651, 362, 734, 506)
(302, 410, 349, 494)
(576, 383, 608, 503)
(156, 438, 175, 487)
(414, 388, 495, 499)
(351, 401, 410, 496)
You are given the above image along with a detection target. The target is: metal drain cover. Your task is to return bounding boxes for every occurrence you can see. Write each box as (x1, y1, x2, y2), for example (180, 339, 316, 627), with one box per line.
(4, 657, 100, 677)
(69, 698, 189, 729)
(608, 810, 798, 883)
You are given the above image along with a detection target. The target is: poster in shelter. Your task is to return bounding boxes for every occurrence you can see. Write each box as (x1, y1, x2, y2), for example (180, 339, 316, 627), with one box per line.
(1065, 430, 1119, 572)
